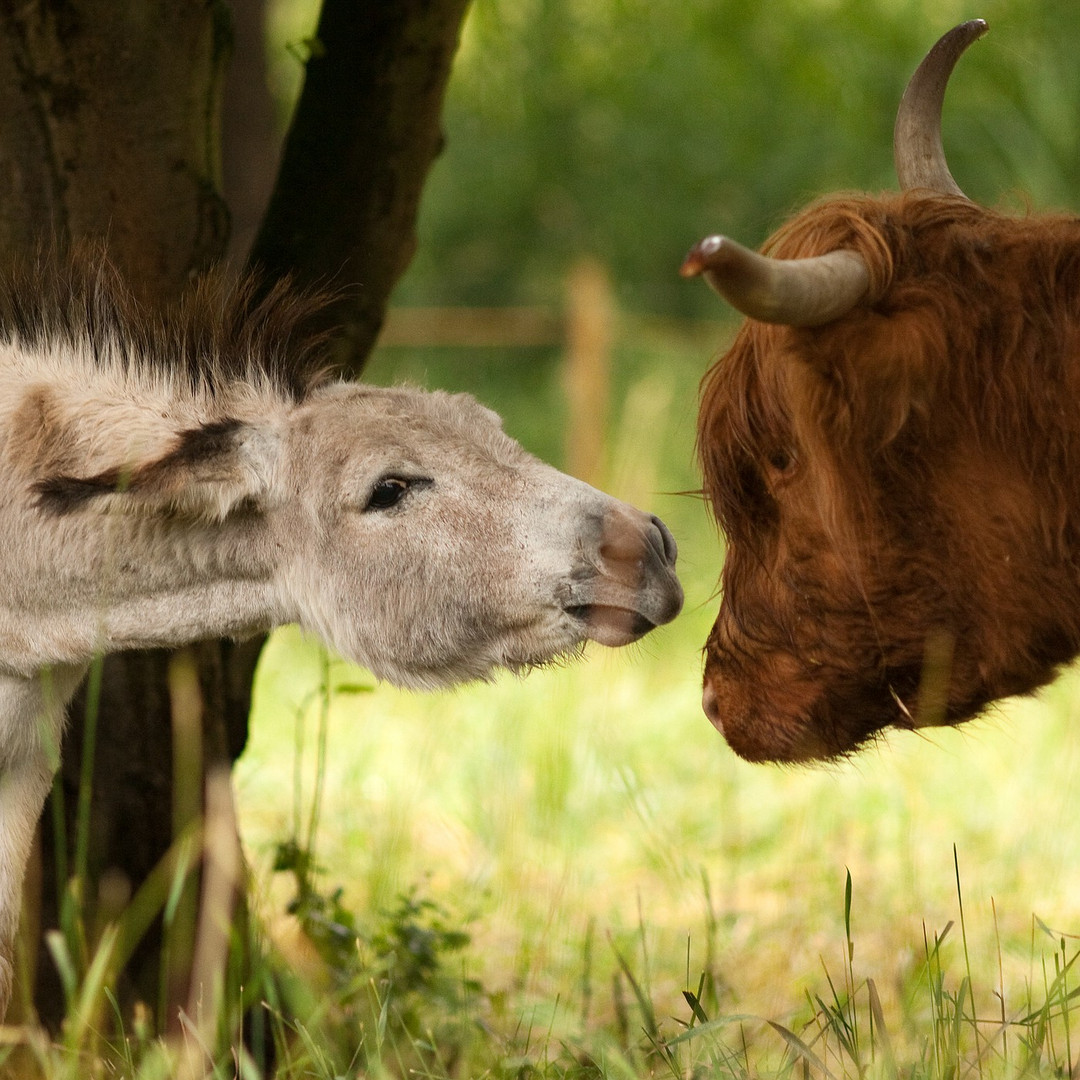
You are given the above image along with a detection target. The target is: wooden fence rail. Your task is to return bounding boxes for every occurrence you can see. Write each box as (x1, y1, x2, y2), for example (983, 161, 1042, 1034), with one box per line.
(375, 263, 728, 487)
(377, 305, 563, 349)
(376, 258, 615, 487)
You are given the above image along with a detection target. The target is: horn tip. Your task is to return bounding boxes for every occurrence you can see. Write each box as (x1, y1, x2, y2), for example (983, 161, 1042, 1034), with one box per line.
(680, 235, 725, 278)
(939, 19, 990, 57)
(894, 19, 988, 199)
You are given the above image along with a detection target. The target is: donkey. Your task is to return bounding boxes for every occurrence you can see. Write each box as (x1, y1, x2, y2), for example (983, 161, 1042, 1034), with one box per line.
(0, 252, 683, 1014)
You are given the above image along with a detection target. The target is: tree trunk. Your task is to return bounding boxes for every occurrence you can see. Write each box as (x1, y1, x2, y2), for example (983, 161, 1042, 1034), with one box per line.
(0, 1, 230, 293)
(0, 0, 233, 1028)
(0, 0, 470, 1032)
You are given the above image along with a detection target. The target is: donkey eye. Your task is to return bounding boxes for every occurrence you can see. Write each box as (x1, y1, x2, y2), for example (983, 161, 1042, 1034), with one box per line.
(364, 477, 412, 512)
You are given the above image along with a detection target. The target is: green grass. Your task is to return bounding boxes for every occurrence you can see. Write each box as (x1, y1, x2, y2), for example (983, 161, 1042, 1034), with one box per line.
(233, 624, 1080, 1077)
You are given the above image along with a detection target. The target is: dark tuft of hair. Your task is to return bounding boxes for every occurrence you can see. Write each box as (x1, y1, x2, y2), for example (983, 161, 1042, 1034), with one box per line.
(152, 419, 244, 469)
(34, 471, 124, 515)
(0, 243, 338, 401)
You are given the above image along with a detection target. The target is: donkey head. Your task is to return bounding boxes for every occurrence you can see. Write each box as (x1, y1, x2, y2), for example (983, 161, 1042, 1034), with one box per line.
(275, 385, 684, 686)
(35, 382, 683, 687)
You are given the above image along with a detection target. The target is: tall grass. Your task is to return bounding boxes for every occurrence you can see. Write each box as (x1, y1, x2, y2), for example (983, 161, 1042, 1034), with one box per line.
(233, 626, 1080, 1077)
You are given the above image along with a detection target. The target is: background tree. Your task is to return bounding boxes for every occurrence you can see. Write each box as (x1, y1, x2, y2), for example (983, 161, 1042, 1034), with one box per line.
(0, 0, 469, 1026)
(394, 0, 1080, 320)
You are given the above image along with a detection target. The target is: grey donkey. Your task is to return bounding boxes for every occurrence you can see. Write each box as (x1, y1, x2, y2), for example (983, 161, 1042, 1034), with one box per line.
(0, 253, 683, 1015)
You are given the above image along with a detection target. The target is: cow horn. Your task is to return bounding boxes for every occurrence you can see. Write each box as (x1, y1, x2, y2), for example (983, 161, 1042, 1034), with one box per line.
(679, 235, 870, 327)
(893, 20, 988, 197)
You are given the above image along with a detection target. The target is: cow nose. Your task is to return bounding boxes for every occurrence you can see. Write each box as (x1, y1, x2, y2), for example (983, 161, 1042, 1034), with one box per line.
(702, 679, 723, 733)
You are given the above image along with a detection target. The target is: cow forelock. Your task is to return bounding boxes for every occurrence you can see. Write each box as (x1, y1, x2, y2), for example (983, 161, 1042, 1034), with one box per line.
(698, 192, 1080, 761)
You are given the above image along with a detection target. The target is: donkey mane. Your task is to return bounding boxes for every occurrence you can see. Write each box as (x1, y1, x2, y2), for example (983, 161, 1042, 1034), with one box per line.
(0, 246, 335, 405)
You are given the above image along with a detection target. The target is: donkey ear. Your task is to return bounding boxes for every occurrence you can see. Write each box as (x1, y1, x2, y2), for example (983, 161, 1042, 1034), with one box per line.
(35, 419, 281, 520)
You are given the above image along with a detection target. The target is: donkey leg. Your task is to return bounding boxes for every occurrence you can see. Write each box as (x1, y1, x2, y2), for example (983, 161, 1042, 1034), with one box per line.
(0, 666, 79, 1020)
(0, 747, 54, 1018)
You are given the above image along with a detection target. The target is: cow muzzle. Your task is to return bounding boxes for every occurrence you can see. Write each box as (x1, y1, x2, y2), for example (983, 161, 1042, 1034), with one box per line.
(701, 645, 840, 763)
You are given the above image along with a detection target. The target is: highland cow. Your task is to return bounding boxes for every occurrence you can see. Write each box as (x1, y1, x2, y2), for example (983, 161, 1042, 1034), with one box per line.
(683, 21, 1080, 762)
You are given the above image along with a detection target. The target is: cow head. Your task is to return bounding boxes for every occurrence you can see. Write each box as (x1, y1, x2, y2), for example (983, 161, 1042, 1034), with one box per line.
(685, 21, 1080, 762)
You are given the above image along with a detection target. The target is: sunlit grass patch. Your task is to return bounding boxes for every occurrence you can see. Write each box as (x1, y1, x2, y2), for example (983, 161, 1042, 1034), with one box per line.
(233, 612, 1080, 1076)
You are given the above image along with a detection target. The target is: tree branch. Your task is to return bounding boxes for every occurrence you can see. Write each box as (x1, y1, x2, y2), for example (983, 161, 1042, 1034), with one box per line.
(249, 0, 471, 374)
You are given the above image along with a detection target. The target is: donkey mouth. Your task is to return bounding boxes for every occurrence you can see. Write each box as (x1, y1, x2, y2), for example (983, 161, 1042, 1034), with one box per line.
(565, 604, 659, 646)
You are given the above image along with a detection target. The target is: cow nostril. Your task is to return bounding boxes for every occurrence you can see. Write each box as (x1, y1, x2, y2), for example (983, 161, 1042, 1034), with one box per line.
(702, 680, 723, 732)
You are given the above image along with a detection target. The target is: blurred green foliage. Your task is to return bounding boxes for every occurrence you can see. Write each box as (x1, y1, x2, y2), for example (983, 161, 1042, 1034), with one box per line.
(360, 0, 1079, 319)
(265, 0, 1080, 464)
(267, 0, 1080, 315)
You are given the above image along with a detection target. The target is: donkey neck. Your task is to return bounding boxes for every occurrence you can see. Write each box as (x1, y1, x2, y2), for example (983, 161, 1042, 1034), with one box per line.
(0, 340, 293, 676)
(0, 481, 283, 678)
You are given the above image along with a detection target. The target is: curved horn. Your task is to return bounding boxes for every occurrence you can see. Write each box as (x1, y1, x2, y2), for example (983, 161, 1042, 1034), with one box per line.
(679, 235, 870, 327)
(894, 20, 988, 197)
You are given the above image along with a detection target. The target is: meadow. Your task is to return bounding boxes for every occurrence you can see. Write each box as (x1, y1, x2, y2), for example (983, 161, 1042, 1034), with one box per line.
(0, 3, 1075, 1075)
(228, 326, 1080, 1077)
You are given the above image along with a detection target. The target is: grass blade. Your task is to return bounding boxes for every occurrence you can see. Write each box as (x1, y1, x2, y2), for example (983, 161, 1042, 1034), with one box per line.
(768, 1019, 839, 1080)
(867, 978, 898, 1079)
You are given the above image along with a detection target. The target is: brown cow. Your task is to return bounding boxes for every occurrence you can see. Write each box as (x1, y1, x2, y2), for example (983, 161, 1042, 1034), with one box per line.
(683, 21, 1080, 762)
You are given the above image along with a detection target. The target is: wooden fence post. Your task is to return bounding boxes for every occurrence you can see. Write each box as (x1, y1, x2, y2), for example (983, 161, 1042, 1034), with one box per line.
(563, 258, 614, 487)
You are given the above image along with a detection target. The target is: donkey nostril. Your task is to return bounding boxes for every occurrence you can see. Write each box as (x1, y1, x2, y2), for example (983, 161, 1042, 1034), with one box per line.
(650, 515, 678, 566)
(597, 510, 679, 569)
(598, 527, 643, 565)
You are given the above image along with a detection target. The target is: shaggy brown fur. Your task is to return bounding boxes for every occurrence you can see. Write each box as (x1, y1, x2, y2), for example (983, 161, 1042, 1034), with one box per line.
(698, 191, 1080, 761)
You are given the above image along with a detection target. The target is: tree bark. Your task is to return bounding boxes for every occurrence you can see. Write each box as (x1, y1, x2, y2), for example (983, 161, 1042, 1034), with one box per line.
(0, 0, 233, 1027)
(0, 0, 470, 1033)
(222, 0, 280, 266)
(0, 0, 230, 292)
